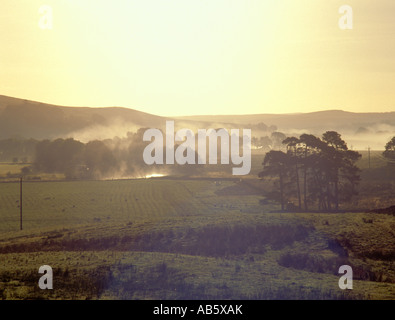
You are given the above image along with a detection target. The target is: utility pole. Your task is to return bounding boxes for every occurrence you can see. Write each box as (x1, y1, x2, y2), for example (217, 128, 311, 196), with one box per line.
(368, 146, 371, 169)
(20, 177, 23, 230)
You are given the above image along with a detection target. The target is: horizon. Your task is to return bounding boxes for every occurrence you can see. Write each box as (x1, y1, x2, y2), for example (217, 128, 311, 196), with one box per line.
(1, 1, 395, 116)
(1, 94, 394, 118)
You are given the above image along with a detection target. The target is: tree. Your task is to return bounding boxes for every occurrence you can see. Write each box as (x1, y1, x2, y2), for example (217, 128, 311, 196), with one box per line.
(259, 132, 361, 212)
(321, 131, 361, 211)
(21, 166, 32, 175)
(283, 137, 302, 210)
(383, 136, 395, 161)
(321, 131, 345, 211)
(298, 134, 325, 211)
(255, 122, 268, 131)
(34, 138, 85, 178)
(259, 150, 290, 211)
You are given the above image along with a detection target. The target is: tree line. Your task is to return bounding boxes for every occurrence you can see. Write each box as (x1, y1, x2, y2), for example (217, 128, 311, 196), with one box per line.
(0, 138, 38, 163)
(33, 128, 202, 179)
(259, 131, 362, 212)
(33, 128, 161, 179)
(34, 138, 118, 179)
(1, 130, 394, 184)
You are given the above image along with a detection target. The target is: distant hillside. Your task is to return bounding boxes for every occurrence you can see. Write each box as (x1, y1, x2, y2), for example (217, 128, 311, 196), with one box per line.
(0, 95, 394, 149)
(0, 95, 166, 141)
(176, 110, 395, 133)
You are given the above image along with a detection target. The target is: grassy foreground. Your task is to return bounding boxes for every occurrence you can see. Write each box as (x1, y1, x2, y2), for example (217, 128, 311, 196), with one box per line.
(0, 178, 394, 300)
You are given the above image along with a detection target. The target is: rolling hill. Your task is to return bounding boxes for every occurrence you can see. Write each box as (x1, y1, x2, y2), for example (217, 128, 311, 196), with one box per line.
(0, 95, 394, 149)
(0, 95, 166, 141)
(176, 110, 395, 134)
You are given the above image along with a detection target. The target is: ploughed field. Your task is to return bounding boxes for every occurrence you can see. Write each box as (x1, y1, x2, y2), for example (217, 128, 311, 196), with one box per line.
(0, 178, 394, 300)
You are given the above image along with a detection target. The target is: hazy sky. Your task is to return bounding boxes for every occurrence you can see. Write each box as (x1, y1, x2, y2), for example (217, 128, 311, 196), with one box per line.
(1, 0, 394, 116)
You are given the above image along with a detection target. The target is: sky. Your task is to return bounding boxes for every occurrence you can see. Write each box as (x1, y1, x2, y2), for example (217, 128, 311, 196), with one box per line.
(0, 0, 394, 116)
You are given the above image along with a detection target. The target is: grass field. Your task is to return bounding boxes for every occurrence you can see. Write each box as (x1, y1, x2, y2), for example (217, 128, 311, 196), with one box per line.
(0, 179, 258, 232)
(0, 178, 394, 300)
